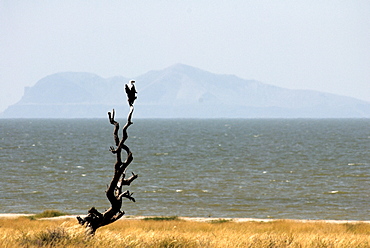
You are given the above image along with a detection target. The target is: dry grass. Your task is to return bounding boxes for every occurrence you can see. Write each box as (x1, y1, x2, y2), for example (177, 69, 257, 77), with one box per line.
(0, 216, 369, 247)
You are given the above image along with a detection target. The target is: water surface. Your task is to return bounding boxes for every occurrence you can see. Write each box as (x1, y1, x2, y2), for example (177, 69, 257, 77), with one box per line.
(1, 119, 369, 220)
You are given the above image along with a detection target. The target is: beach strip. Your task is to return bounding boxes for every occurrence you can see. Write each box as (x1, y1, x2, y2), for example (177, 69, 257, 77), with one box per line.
(1, 213, 369, 224)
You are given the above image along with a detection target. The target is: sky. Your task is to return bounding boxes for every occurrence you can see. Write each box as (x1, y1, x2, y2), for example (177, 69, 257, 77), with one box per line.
(1, 0, 369, 112)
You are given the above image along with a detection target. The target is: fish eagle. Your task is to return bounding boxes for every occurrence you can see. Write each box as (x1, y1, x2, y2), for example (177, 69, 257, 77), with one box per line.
(125, 80, 137, 106)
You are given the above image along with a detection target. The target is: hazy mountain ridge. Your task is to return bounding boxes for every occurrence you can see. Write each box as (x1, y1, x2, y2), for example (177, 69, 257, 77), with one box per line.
(18, 72, 129, 105)
(2, 64, 369, 118)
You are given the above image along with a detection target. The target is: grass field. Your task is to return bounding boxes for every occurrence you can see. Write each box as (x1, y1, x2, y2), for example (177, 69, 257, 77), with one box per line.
(0, 214, 369, 247)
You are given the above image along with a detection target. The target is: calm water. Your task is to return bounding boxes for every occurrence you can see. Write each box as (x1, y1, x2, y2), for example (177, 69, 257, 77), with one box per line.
(0, 118, 369, 220)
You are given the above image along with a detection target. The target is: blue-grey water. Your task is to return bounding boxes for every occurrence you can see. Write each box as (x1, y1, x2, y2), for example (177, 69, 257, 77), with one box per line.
(0, 118, 369, 220)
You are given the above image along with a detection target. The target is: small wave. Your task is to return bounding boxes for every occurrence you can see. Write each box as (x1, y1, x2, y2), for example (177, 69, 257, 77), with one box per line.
(326, 190, 348, 194)
(0, 146, 21, 150)
(155, 153, 169, 156)
(348, 163, 366, 166)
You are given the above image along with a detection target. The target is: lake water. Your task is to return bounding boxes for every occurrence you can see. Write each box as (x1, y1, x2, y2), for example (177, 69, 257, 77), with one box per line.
(0, 118, 369, 220)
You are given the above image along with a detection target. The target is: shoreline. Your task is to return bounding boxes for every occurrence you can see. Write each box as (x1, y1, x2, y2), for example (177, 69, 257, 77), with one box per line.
(1, 213, 369, 224)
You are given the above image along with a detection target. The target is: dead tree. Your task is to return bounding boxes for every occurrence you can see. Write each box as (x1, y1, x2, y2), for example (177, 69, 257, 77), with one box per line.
(77, 86, 138, 235)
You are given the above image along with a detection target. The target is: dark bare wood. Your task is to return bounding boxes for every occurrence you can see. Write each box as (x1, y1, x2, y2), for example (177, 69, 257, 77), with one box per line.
(77, 85, 137, 235)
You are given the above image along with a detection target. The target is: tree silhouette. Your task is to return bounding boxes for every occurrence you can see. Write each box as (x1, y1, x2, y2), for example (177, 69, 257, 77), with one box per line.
(77, 84, 138, 235)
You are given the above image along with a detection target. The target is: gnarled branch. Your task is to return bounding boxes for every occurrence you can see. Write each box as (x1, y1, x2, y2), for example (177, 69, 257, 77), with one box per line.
(77, 82, 138, 235)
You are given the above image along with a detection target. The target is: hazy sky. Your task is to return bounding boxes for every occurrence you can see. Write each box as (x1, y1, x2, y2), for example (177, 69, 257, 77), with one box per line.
(1, 1, 369, 112)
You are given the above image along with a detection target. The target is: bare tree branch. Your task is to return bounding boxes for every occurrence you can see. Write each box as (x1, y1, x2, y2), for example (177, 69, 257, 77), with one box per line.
(77, 81, 138, 235)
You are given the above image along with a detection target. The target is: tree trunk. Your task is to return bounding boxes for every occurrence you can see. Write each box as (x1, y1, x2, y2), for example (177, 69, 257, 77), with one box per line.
(77, 86, 138, 235)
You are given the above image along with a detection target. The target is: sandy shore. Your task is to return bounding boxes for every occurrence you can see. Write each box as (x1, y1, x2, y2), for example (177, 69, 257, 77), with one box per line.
(0, 213, 369, 224)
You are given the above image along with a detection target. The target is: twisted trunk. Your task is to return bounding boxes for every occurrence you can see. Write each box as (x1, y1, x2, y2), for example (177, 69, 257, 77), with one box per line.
(77, 94, 137, 235)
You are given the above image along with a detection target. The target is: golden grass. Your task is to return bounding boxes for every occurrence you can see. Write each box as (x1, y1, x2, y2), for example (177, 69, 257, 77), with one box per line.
(0, 217, 369, 247)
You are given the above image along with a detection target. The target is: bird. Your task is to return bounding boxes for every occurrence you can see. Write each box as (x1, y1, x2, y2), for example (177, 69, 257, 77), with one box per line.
(125, 80, 137, 106)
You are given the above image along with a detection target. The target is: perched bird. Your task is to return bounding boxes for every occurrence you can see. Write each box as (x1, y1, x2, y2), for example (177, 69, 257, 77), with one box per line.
(125, 80, 137, 106)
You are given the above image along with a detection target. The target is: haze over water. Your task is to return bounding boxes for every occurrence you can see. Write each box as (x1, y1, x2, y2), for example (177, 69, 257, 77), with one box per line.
(1, 119, 369, 220)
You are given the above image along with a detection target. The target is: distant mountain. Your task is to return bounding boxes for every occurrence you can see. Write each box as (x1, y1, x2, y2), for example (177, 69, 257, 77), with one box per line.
(2, 72, 129, 118)
(2, 64, 370, 118)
